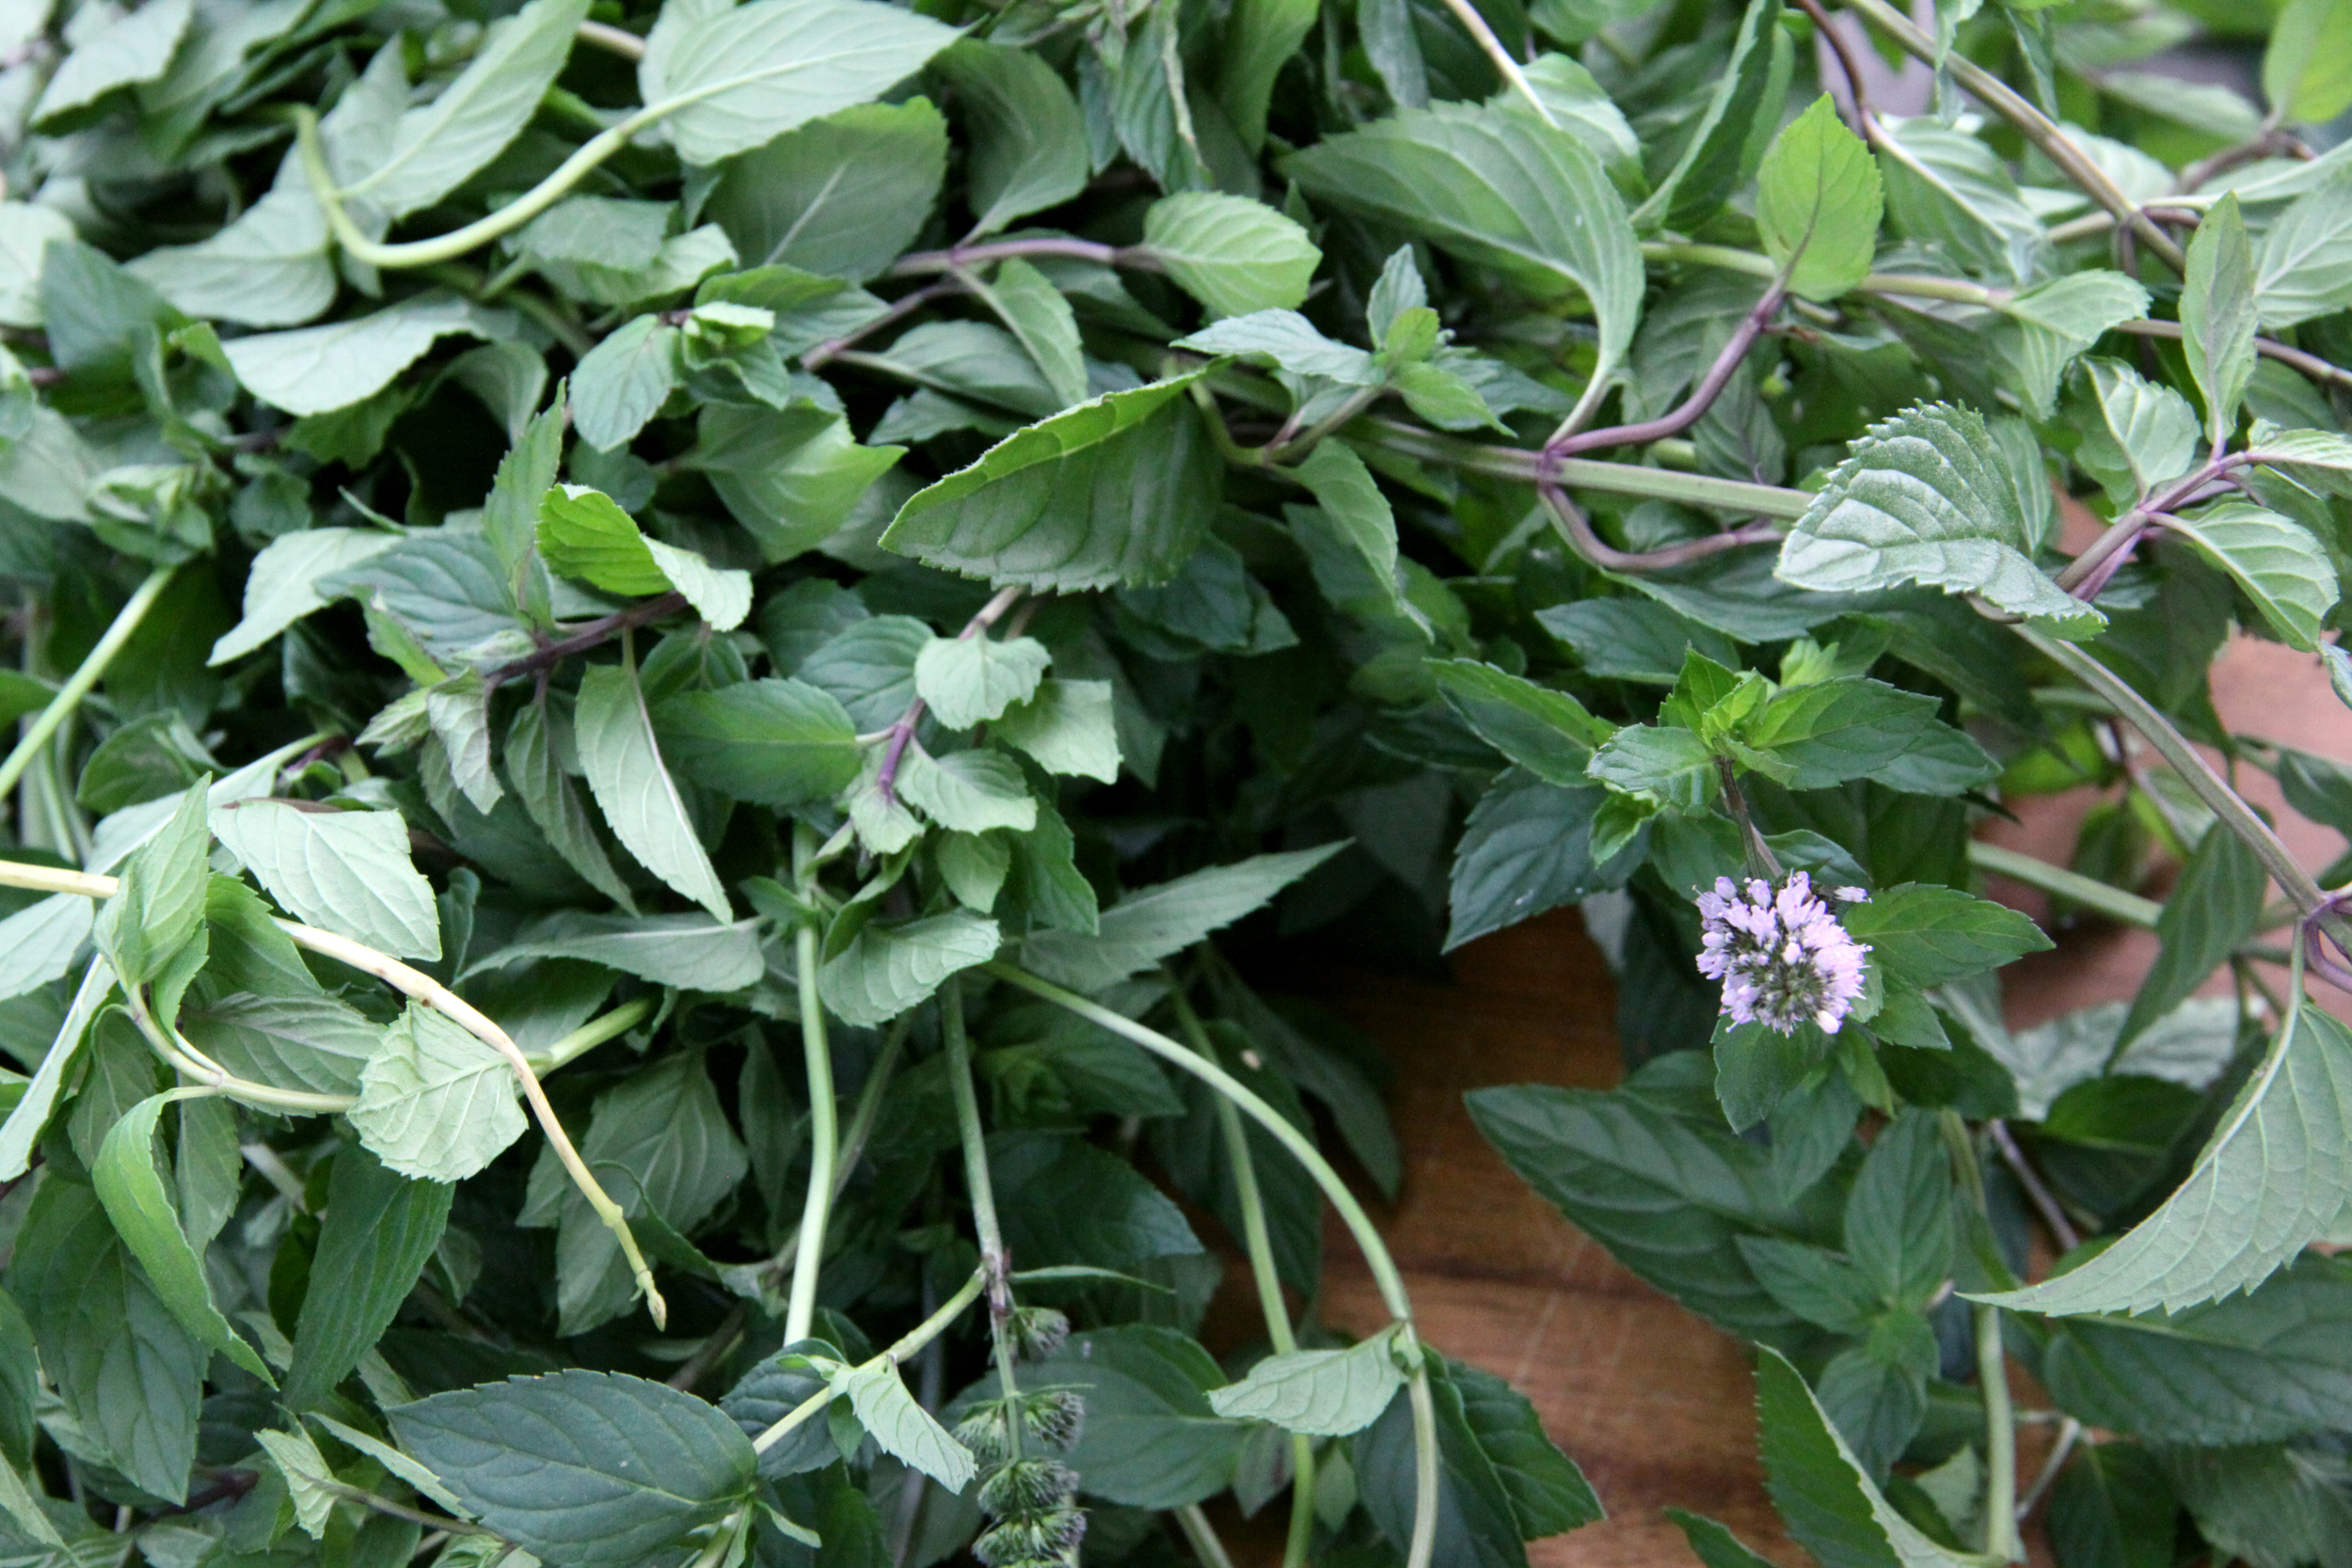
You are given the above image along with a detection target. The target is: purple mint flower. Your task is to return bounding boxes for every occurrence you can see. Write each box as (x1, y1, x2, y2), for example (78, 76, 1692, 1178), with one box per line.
(1694, 871, 1871, 1036)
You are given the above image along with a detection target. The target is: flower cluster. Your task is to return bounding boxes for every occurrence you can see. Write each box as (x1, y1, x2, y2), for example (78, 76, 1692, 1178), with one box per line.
(1695, 872, 1871, 1036)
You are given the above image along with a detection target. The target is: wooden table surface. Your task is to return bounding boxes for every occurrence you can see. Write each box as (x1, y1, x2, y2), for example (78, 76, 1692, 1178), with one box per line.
(1289, 629, 2352, 1567)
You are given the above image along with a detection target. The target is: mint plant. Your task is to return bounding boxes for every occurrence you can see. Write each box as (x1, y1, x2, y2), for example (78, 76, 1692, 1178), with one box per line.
(0, 0, 2349, 1564)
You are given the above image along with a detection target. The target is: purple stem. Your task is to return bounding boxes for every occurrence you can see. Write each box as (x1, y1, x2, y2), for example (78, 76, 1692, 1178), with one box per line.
(485, 591, 687, 689)
(874, 584, 1026, 807)
(1543, 280, 1788, 468)
(1538, 482, 1785, 573)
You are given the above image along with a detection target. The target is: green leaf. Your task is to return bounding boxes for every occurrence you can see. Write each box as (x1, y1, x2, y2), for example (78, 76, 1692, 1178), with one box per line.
(1743, 677, 1989, 791)
(340, 0, 588, 219)
(0, 959, 115, 1180)
(1295, 439, 1406, 618)
(1776, 403, 2098, 628)
(2264, 0, 2352, 122)
(211, 800, 440, 960)
(881, 372, 1217, 591)
(537, 486, 754, 630)
(286, 1145, 453, 1407)
(2076, 358, 2198, 506)
(2040, 1258, 2352, 1445)
(390, 1370, 757, 1568)
(213, 528, 403, 665)
(935, 43, 1087, 237)
(1141, 193, 1320, 318)
(968, 258, 1088, 408)
(571, 315, 682, 452)
(654, 678, 862, 809)
(1536, 597, 1738, 686)
(2162, 501, 2338, 650)
(1209, 1326, 1405, 1435)
(1467, 1072, 1815, 1344)
(835, 1361, 976, 1491)
(1174, 309, 1380, 385)
(1632, 0, 1788, 233)
(914, 633, 1052, 730)
(652, 0, 961, 167)
(1877, 117, 2047, 285)
(2252, 179, 2352, 328)
(33, 0, 193, 123)
(818, 911, 999, 1026)
(350, 1004, 527, 1183)
(506, 694, 638, 911)
(577, 656, 734, 924)
(256, 1424, 338, 1539)
(8, 1177, 205, 1501)
(702, 99, 947, 282)
(898, 747, 1036, 832)
(2048, 1442, 2177, 1568)
(1996, 271, 2152, 420)
(1736, 1239, 1879, 1334)
(1756, 94, 1883, 301)
(1285, 103, 1641, 388)
(693, 404, 905, 563)
(1754, 1346, 1972, 1568)
(1019, 844, 1342, 992)
(1978, 999, 2352, 1316)
(92, 1092, 272, 1382)
(1665, 1511, 1780, 1568)
(1586, 723, 1717, 809)
(2183, 194, 2259, 449)
(1450, 1358, 1603, 1538)
(93, 781, 210, 988)
(1218, 0, 1318, 150)
(2118, 824, 2265, 1051)
(469, 911, 763, 993)
(993, 679, 1120, 783)
(225, 293, 513, 417)
(1432, 661, 1610, 784)
(126, 176, 335, 329)
(0, 893, 91, 1006)
(1842, 1111, 1952, 1309)
(1839, 883, 2051, 989)
(1450, 771, 1635, 948)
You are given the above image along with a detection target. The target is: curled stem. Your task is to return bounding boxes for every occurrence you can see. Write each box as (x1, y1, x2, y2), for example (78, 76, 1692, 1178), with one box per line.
(1538, 483, 1784, 573)
(0, 857, 668, 1327)
(0, 564, 174, 807)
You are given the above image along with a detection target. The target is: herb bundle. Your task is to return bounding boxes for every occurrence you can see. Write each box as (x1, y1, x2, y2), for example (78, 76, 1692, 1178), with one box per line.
(1, 0, 2351, 1564)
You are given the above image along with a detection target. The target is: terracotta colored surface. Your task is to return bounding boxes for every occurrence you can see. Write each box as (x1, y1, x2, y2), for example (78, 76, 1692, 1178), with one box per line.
(1296, 630, 2352, 1564)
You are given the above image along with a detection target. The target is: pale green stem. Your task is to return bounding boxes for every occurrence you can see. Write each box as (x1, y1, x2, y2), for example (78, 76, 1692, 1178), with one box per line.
(121, 984, 352, 1114)
(785, 922, 836, 1345)
(527, 995, 655, 1074)
(1975, 1303, 2019, 1563)
(0, 564, 174, 804)
(1963, 842, 2161, 928)
(1271, 383, 1385, 462)
(573, 19, 644, 59)
(1640, 241, 2010, 305)
(753, 1266, 988, 1452)
(1430, 0, 1551, 130)
(294, 105, 657, 270)
(1360, 420, 1814, 517)
(1174, 1504, 1237, 1568)
(984, 961, 1439, 1568)
(2016, 627, 2330, 920)
(0, 857, 668, 1327)
(1167, 976, 1316, 1568)
(942, 980, 1023, 1441)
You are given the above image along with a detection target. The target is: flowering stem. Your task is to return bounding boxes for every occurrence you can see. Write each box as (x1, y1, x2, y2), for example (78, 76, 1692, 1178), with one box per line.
(983, 961, 1440, 1568)
(942, 979, 1023, 1434)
